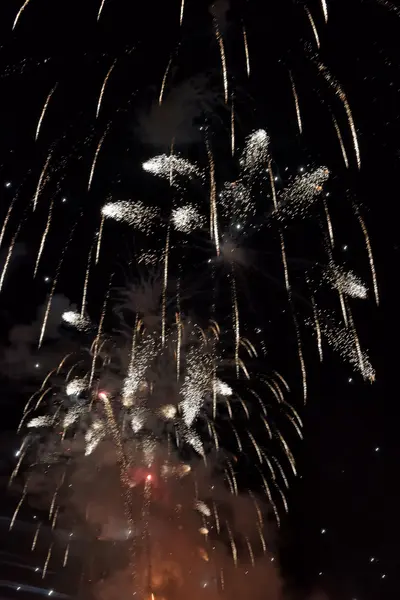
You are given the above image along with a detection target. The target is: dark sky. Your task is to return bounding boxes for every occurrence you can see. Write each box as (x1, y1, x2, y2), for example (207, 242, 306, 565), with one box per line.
(0, 1, 398, 600)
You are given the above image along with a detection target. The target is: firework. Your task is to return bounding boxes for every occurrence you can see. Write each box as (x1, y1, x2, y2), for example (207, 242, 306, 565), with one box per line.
(240, 129, 270, 178)
(35, 84, 58, 141)
(304, 6, 320, 49)
(275, 167, 330, 222)
(143, 154, 201, 180)
(96, 60, 116, 118)
(213, 19, 229, 104)
(289, 71, 303, 135)
(12, 0, 31, 29)
(102, 200, 159, 234)
(88, 127, 109, 191)
(242, 25, 251, 77)
(323, 260, 368, 299)
(33, 150, 53, 211)
(172, 205, 205, 233)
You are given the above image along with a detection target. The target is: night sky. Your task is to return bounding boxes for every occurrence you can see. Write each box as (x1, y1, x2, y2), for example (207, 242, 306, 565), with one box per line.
(0, 1, 398, 600)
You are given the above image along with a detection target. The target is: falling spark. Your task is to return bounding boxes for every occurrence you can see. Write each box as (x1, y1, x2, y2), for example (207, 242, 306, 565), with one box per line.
(323, 197, 335, 248)
(31, 523, 41, 551)
(39, 220, 80, 348)
(0, 193, 19, 249)
(242, 26, 250, 77)
(292, 311, 307, 402)
(33, 150, 52, 211)
(162, 226, 170, 347)
(10, 485, 27, 530)
(231, 268, 240, 378)
(159, 56, 173, 106)
(332, 114, 349, 168)
(280, 233, 290, 292)
(318, 63, 360, 169)
(268, 160, 278, 210)
(321, 0, 329, 22)
(231, 97, 235, 156)
(35, 84, 58, 141)
(63, 544, 70, 568)
(180, 0, 185, 25)
(88, 126, 109, 191)
(226, 522, 238, 567)
(34, 198, 54, 277)
(81, 244, 93, 317)
(0, 217, 25, 292)
(97, 0, 106, 20)
(96, 60, 116, 118)
(311, 296, 323, 361)
(213, 19, 228, 103)
(304, 6, 320, 49)
(206, 138, 220, 255)
(357, 211, 379, 306)
(12, 0, 31, 29)
(289, 71, 302, 135)
(42, 544, 53, 579)
(95, 214, 105, 264)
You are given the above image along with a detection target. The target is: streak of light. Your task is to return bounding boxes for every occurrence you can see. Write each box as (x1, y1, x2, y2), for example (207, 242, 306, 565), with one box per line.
(321, 0, 329, 22)
(268, 160, 278, 209)
(97, 0, 106, 20)
(231, 96, 235, 156)
(346, 302, 365, 379)
(81, 244, 93, 317)
(323, 197, 335, 248)
(180, 0, 185, 25)
(88, 126, 109, 191)
(10, 485, 27, 530)
(0, 215, 26, 292)
(226, 522, 237, 567)
(96, 60, 116, 118)
(318, 63, 360, 169)
(213, 19, 228, 103)
(206, 137, 220, 255)
(9, 447, 27, 485)
(34, 198, 54, 277)
(95, 214, 105, 265)
(257, 523, 267, 553)
(89, 280, 111, 387)
(280, 233, 290, 292)
(339, 290, 348, 327)
(289, 71, 302, 134)
(176, 283, 182, 381)
(0, 194, 18, 249)
(356, 211, 379, 305)
(31, 523, 41, 551)
(242, 26, 250, 77)
(63, 544, 70, 568)
(248, 430, 263, 463)
(51, 506, 59, 530)
(292, 311, 307, 402)
(42, 544, 53, 579)
(311, 296, 323, 361)
(213, 502, 220, 534)
(35, 84, 58, 141)
(12, 0, 31, 29)
(162, 226, 170, 347)
(39, 219, 80, 348)
(332, 114, 349, 168)
(245, 537, 255, 567)
(33, 150, 52, 211)
(231, 267, 240, 378)
(304, 6, 320, 48)
(159, 56, 173, 106)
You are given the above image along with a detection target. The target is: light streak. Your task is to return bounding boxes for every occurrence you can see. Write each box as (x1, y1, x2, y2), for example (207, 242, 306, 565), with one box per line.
(34, 198, 54, 277)
(35, 84, 58, 141)
(242, 25, 250, 77)
(289, 71, 302, 134)
(213, 20, 228, 103)
(12, 0, 31, 30)
(88, 126, 109, 191)
(332, 114, 349, 168)
(95, 214, 105, 265)
(357, 211, 380, 305)
(96, 60, 116, 118)
(304, 6, 320, 48)
(159, 56, 173, 106)
(33, 150, 53, 211)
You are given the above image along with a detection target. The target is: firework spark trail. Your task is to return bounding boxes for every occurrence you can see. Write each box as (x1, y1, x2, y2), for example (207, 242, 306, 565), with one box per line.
(280, 233, 290, 292)
(12, 0, 31, 29)
(357, 211, 380, 306)
(97, 0, 106, 20)
(213, 19, 228, 104)
(268, 160, 278, 209)
(0, 214, 27, 292)
(96, 60, 116, 118)
(31, 523, 41, 551)
(161, 226, 170, 348)
(159, 56, 173, 106)
(9, 484, 28, 530)
(231, 267, 240, 378)
(39, 219, 80, 348)
(35, 84, 58, 141)
(89, 278, 112, 388)
(338, 290, 348, 327)
(81, 244, 93, 316)
(311, 296, 323, 361)
(180, 0, 185, 25)
(230, 96, 235, 156)
(323, 197, 335, 248)
(289, 71, 302, 135)
(321, 0, 329, 22)
(63, 544, 70, 568)
(332, 114, 349, 168)
(95, 214, 105, 265)
(206, 138, 220, 255)
(42, 543, 53, 579)
(33, 150, 53, 211)
(0, 192, 19, 249)
(292, 310, 307, 402)
(88, 126, 109, 191)
(304, 6, 320, 48)
(242, 25, 251, 77)
(318, 63, 361, 169)
(34, 198, 54, 277)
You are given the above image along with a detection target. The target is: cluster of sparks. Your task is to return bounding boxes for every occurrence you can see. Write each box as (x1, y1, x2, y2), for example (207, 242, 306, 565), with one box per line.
(3, 0, 382, 594)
